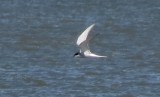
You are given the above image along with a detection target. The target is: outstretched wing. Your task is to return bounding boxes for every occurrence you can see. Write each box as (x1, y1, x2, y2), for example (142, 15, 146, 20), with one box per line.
(76, 24, 95, 52)
(84, 52, 107, 58)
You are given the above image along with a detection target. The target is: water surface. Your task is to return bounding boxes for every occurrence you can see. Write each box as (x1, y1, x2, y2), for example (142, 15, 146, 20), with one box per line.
(0, 0, 160, 97)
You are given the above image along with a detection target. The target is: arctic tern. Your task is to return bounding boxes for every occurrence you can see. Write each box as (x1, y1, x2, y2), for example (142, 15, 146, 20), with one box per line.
(74, 24, 107, 58)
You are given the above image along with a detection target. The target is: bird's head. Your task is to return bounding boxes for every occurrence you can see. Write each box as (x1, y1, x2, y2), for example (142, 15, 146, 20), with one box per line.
(73, 51, 81, 57)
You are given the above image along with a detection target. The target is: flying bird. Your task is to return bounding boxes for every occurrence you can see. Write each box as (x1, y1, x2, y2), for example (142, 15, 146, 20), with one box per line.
(74, 24, 106, 58)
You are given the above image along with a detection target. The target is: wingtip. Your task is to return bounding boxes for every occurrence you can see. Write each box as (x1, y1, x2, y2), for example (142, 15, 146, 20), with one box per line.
(100, 56, 107, 58)
(91, 23, 95, 27)
(87, 23, 95, 30)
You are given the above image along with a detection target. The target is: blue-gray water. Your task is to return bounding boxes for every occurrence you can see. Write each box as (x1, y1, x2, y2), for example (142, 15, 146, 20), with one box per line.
(0, 0, 160, 97)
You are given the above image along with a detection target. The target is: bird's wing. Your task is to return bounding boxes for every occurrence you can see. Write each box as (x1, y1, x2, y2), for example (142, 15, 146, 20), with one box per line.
(76, 24, 95, 52)
(76, 24, 95, 45)
(84, 51, 107, 58)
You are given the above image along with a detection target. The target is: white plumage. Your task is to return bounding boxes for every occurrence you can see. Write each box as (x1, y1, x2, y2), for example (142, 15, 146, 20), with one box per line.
(74, 24, 106, 58)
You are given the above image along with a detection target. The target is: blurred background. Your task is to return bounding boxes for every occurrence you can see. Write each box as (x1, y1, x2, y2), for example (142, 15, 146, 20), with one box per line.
(0, 0, 160, 97)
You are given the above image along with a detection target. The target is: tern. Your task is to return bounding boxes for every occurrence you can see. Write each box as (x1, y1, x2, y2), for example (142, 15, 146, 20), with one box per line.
(74, 24, 107, 58)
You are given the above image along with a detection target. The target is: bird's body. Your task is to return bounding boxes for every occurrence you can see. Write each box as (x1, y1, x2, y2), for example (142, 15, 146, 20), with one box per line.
(74, 24, 106, 58)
